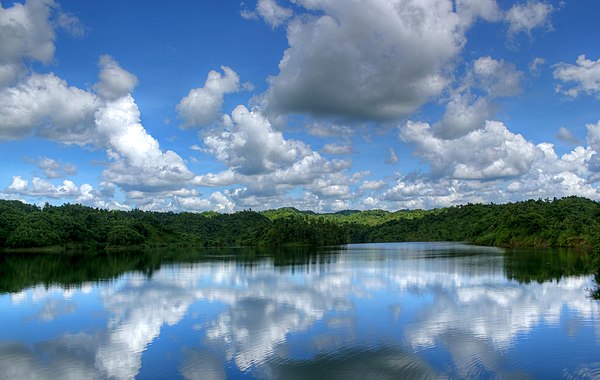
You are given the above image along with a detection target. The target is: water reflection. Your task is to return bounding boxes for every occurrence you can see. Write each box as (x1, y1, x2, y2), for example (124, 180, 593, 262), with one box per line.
(0, 243, 599, 379)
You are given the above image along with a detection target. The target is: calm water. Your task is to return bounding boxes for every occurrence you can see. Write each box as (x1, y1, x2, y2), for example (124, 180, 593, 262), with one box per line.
(1, 242, 600, 379)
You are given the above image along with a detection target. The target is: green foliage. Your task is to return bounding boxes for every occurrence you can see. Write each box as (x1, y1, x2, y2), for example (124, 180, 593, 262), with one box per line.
(1, 196, 600, 251)
(6, 212, 65, 248)
(260, 216, 346, 246)
(107, 223, 145, 246)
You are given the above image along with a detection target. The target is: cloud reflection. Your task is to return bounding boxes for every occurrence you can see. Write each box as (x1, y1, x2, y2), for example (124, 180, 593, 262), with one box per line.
(0, 244, 598, 379)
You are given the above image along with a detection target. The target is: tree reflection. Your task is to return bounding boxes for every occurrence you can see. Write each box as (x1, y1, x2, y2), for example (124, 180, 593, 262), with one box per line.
(588, 267, 600, 300)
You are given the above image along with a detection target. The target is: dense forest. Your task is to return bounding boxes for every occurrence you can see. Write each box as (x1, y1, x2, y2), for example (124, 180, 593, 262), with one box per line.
(1, 196, 600, 252)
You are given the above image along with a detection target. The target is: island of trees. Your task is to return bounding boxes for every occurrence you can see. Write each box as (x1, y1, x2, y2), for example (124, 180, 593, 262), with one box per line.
(1, 196, 600, 252)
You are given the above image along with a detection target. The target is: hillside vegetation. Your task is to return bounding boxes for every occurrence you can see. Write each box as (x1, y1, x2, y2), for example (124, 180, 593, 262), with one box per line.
(1, 196, 599, 251)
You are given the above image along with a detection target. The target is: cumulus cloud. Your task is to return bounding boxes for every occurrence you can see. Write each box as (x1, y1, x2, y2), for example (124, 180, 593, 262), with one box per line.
(0, 73, 98, 143)
(402, 120, 540, 180)
(434, 56, 522, 139)
(553, 55, 600, 98)
(204, 105, 312, 175)
(556, 127, 579, 145)
(380, 121, 599, 209)
(96, 95, 195, 191)
(194, 105, 358, 210)
(243, 0, 293, 28)
(306, 122, 352, 138)
(0, 2, 101, 145)
(7, 175, 94, 202)
(177, 66, 240, 128)
(175, 191, 235, 213)
(434, 94, 496, 139)
(360, 180, 387, 191)
(0, 0, 56, 87)
(585, 120, 600, 173)
(94, 55, 138, 100)
(35, 156, 77, 178)
(54, 12, 85, 38)
(266, 0, 465, 120)
(455, 0, 502, 26)
(383, 176, 468, 209)
(321, 143, 352, 155)
(505, 1, 554, 36)
(467, 56, 523, 97)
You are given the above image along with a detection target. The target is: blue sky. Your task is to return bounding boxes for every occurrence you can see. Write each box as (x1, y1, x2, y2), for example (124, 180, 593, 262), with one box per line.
(1, 0, 600, 212)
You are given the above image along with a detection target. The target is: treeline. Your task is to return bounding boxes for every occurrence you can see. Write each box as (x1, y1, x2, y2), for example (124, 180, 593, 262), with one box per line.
(1, 196, 600, 251)
(361, 196, 600, 249)
(0, 201, 345, 250)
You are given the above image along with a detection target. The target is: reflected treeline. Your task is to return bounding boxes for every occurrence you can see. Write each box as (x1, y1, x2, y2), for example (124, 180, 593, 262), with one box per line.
(0, 247, 341, 294)
(504, 248, 598, 284)
(590, 268, 600, 300)
(0, 251, 162, 294)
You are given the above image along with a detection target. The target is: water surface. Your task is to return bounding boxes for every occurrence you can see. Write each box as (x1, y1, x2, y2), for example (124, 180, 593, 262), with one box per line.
(1, 242, 599, 379)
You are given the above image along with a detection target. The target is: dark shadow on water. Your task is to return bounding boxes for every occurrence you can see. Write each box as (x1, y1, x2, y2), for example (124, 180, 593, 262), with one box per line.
(503, 247, 597, 284)
(0, 246, 343, 294)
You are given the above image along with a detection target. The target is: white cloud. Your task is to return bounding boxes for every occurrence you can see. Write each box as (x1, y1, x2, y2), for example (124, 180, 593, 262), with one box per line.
(0, 4, 100, 146)
(55, 12, 85, 38)
(94, 55, 138, 101)
(380, 123, 599, 208)
(456, 0, 502, 26)
(266, 0, 465, 120)
(402, 120, 539, 180)
(36, 156, 77, 178)
(7, 176, 93, 201)
(360, 180, 387, 191)
(556, 127, 579, 145)
(96, 95, 195, 192)
(8, 176, 28, 192)
(553, 55, 600, 98)
(204, 105, 312, 175)
(177, 66, 240, 128)
(0, 73, 98, 143)
(435, 56, 522, 139)
(585, 120, 600, 172)
(196, 106, 359, 210)
(505, 1, 554, 36)
(383, 176, 468, 209)
(256, 0, 293, 28)
(321, 143, 352, 155)
(306, 122, 352, 138)
(175, 191, 235, 213)
(0, 0, 56, 87)
(434, 94, 495, 139)
(307, 178, 351, 199)
(468, 56, 523, 97)
(586, 120, 600, 151)
(529, 57, 545, 74)
(385, 147, 399, 165)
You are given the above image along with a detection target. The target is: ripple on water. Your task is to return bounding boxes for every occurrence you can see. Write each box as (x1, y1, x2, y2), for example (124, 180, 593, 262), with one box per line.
(261, 346, 443, 380)
(564, 362, 600, 380)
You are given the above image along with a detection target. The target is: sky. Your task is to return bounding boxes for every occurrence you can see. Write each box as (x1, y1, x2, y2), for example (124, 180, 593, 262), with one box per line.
(1, 0, 600, 213)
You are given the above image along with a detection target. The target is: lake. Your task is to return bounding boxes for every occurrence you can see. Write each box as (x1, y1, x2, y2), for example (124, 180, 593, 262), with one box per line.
(1, 242, 599, 379)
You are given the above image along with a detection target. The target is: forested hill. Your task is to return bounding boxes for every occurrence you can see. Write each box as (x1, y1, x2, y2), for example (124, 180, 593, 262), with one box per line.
(1, 196, 599, 251)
